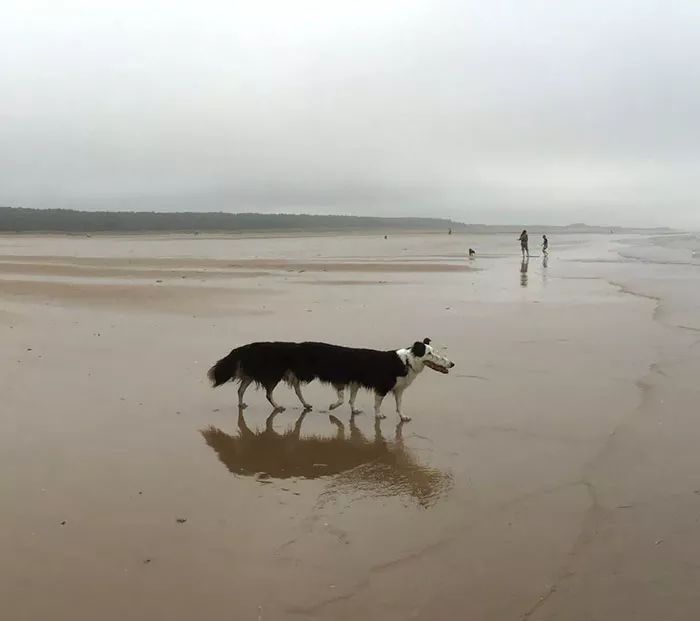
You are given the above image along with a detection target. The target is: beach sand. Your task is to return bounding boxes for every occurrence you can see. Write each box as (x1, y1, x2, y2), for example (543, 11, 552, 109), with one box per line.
(2, 232, 700, 620)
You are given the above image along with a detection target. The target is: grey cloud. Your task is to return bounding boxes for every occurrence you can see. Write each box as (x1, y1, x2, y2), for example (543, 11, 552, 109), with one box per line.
(1, 0, 699, 227)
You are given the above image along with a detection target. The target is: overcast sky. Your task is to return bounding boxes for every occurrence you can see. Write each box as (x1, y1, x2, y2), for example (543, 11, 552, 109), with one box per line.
(2, 1, 699, 226)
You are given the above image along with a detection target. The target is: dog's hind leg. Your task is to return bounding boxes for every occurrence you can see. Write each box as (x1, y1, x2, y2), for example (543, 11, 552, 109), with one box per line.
(393, 387, 410, 422)
(237, 377, 252, 409)
(265, 382, 285, 411)
(328, 385, 345, 411)
(348, 383, 362, 415)
(374, 392, 386, 419)
(292, 378, 312, 410)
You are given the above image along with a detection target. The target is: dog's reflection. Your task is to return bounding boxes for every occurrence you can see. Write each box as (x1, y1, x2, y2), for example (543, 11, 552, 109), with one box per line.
(201, 408, 452, 507)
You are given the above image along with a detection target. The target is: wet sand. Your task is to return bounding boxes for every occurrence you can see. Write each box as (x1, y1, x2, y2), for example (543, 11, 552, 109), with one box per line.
(2, 232, 700, 620)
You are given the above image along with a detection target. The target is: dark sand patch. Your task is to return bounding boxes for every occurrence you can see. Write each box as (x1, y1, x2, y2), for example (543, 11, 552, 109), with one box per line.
(299, 279, 400, 286)
(0, 278, 273, 314)
(0, 255, 474, 273)
(0, 262, 271, 280)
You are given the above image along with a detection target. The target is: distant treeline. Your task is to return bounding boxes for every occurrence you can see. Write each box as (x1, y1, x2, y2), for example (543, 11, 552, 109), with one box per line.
(0, 207, 465, 233)
(0, 207, 669, 234)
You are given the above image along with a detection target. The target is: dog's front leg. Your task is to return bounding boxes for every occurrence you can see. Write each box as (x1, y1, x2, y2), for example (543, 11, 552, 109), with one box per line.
(265, 383, 285, 412)
(349, 383, 362, 415)
(328, 386, 345, 411)
(374, 393, 386, 419)
(292, 379, 312, 410)
(393, 388, 410, 422)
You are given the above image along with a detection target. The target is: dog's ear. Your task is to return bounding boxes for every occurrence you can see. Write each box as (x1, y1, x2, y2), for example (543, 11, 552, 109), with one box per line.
(422, 337, 431, 345)
(411, 341, 427, 357)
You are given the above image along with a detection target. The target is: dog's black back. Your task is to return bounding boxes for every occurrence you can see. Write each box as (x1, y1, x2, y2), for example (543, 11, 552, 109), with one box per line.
(298, 342, 407, 395)
(208, 341, 408, 396)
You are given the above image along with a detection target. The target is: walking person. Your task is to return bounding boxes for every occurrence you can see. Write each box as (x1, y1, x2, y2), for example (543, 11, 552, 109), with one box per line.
(542, 234, 549, 256)
(518, 229, 529, 259)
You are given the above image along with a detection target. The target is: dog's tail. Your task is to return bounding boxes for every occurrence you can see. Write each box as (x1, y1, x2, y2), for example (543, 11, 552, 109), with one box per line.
(207, 349, 241, 387)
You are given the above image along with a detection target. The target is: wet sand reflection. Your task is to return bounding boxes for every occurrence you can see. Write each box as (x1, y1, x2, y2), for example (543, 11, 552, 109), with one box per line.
(201, 409, 452, 507)
(520, 258, 529, 287)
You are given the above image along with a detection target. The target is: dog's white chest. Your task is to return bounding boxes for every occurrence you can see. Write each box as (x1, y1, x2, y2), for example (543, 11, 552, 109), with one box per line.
(394, 349, 419, 392)
(394, 373, 416, 391)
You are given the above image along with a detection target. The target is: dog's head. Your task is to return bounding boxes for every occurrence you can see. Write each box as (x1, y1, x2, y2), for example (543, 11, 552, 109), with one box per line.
(408, 338, 455, 374)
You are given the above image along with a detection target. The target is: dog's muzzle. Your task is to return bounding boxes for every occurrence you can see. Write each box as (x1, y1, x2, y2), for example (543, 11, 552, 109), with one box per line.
(424, 360, 454, 374)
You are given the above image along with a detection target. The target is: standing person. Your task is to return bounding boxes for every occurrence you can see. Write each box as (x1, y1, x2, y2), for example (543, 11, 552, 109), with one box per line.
(519, 229, 529, 259)
(542, 234, 549, 256)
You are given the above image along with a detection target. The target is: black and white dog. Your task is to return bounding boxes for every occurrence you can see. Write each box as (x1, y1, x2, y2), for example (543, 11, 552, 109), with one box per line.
(207, 338, 454, 421)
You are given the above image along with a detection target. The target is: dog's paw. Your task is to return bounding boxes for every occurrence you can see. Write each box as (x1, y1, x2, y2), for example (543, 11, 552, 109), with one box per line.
(399, 415, 412, 422)
(375, 413, 387, 420)
(328, 402, 342, 411)
(351, 409, 363, 416)
(239, 403, 248, 410)
(303, 404, 313, 411)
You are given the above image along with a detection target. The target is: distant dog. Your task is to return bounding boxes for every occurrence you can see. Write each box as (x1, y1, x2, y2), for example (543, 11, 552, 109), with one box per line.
(469, 248, 476, 257)
(207, 338, 454, 421)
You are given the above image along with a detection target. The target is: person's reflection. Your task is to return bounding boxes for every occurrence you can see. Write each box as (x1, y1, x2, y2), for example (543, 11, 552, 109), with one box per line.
(542, 253, 549, 285)
(520, 258, 529, 287)
(200, 408, 452, 506)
